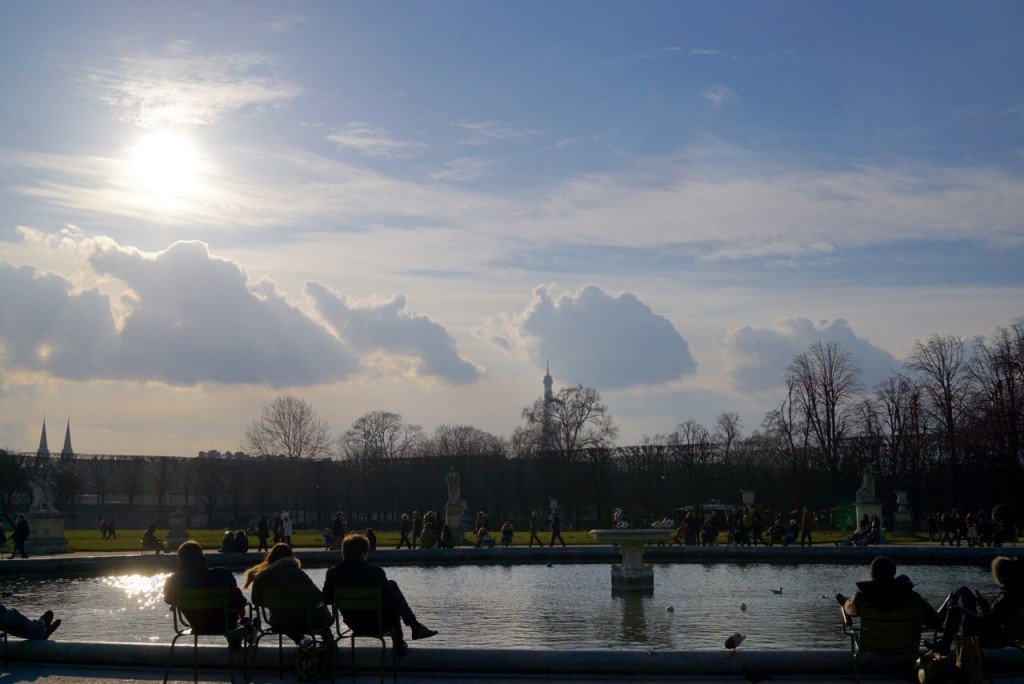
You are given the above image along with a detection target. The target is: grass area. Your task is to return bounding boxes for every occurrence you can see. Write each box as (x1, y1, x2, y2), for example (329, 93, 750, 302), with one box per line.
(62, 528, 926, 553)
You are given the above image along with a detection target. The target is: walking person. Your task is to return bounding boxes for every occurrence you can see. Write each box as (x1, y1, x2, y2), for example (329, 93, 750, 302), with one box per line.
(549, 510, 566, 548)
(528, 511, 543, 547)
(108, 517, 117, 540)
(412, 511, 422, 549)
(282, 512, 293, 548)
(800, 506, 814, 547)
(331, 512, 346, 551)
(256, 513, 270, 552)
(10, 514, 29, 559)
(397, 514, 412, 549)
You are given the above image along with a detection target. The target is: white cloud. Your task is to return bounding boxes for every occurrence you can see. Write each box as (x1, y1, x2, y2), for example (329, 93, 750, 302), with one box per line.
(721, 316, 900, 392)
(427, 157, 493, 182)
(84, 47, 301, 128)
(0, 240, 358, 386)
(496, 284, 697, 390)
(701, 84, 737, 107)
(455, 120, 540, 146)
(326, 122, 425, 158)
(305, 282, 481, 385)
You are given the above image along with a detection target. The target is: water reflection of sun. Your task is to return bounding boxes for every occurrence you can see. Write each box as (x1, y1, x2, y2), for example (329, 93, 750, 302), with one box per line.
(103, 573, 170, 611)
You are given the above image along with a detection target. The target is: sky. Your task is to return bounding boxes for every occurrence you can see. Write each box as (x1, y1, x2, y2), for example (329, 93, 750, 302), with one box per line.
(1, 2, 1022, 456)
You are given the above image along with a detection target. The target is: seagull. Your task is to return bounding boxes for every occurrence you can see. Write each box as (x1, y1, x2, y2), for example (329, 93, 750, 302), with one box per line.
(769, 587, 783, 595)
(742, 664, 775, 683)
(740, 603, 747, 612)
(724, 632, 745, 651)
(666, 606, 674, 613)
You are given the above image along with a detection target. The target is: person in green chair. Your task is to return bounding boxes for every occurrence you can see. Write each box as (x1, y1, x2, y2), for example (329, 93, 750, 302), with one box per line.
(837, 556, 942, 629)
(244, 543, 333, 644)
(163, 541, 249, 648)
(933, 556, 1024, 652)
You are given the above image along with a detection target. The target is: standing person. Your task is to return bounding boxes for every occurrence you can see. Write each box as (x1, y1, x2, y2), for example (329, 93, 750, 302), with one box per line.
(926, 514, 937, 542)
(411, 511, 422, 549)
(273, 513, 284, 545)
(396, 514, 412, 549)
(108, 517, 117, 540)
(800, 506, 815, 547)
(163, 541, 249, 649)
(366, 527, 377, 552)
(282, 512, 293, 547)
(322, 534, 437, 658)
(549, 510, 566, 548)
(10, 513, 29, 559)
(256, 513, 271, 552)
(500, 520, 514, 547)
(331, 512, 346, 551)
(100, 519, 109, 540)
(528, 511, 543, 547)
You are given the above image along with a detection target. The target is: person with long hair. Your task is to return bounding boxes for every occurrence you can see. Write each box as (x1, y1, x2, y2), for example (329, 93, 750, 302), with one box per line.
(244, 543, 333, 644)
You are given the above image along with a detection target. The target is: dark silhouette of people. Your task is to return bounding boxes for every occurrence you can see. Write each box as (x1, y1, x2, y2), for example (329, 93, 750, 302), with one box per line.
(10, 514, 29, 559)
(837, 556, 941, 630)
(549, 511, 566, 547)
(142, 524, 169, 554)
(0, 604, 60, 639)
(322, 534, 436, 657)
(331, 512, 346, 550)
(163, 541, 248, 648)
(244, 543, 332, 644)
(256, 514, 270, 552)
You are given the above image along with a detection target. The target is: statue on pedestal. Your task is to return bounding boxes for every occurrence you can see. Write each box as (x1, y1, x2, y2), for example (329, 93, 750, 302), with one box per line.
(29, 474, 56, 512)
(445, 468, 461, 504)
(855, 465, 877, 504)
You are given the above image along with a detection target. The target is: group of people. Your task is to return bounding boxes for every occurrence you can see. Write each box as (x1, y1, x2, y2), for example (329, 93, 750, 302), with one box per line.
(839, 555, 1023, 657)
(666, 506, 817, 547)
(926, 508, 1016, 548)
(163, 534, 437, 658)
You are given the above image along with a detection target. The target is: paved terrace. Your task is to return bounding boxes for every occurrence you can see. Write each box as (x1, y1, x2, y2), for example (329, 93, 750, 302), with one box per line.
(2, 543, 1022, 681)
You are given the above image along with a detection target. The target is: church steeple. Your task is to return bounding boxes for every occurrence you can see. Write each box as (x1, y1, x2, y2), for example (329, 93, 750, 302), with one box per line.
(61, 418, 74, 457)
(36, 417, 50, 457)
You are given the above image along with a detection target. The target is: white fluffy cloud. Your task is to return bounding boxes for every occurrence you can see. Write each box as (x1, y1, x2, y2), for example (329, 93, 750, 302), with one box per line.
(0, 240, 357, 386)
(499, 284, 696, 390)
(722, 316, 900, 392)
(305, 282, 480, 385)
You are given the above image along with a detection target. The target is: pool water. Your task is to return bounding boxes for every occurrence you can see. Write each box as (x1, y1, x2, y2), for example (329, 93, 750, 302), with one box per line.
(0, 563, 991, 650)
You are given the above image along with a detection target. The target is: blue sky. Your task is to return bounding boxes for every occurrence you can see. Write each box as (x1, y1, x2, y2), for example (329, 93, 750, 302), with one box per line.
(1, 2, 1022, 454)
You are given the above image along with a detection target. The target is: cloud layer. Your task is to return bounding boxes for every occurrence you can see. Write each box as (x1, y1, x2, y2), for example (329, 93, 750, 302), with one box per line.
(499, 284, 696, 390)
(722, 316, 900, 392)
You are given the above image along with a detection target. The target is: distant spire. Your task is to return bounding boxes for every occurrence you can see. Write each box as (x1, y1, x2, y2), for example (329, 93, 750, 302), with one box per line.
(37, 416, 50, 457)
(61, 418, 74, 457)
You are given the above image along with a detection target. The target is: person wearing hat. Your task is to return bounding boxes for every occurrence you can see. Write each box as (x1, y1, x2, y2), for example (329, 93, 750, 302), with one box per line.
(836, 556, 942, 629)
(933, 556, 1024, 652)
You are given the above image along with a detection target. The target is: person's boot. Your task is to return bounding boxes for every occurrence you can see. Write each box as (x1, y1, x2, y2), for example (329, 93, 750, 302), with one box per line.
(410, 623, 437, 640)
(42, 619, 61, 639)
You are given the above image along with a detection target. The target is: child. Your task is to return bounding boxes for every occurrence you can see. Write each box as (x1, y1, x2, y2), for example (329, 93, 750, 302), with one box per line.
(322, 528, 334, 551)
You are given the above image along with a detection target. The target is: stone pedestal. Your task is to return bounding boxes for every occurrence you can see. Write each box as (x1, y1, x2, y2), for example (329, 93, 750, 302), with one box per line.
(855, 502, 886, 543)
(24, 509, 70, 555)
(893, 491, 914, 535)
(591, 529, 671, 592)
(445, 500, 467, 535)
(741, 490, 756, 507)
(166, 509, 190, 550)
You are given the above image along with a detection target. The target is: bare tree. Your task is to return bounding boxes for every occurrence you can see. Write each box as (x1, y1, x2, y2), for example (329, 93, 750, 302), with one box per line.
(714, 412, 742, 461)
(429, 424, 506, 458)
(340, 411, 425, 461)
(85, 456, 113, 511)
(148, 456, 176, 519)
(905, 334, 969, 506)
(116, 456, 147, 514)
(0, 450, 30, 525)
(520, 385, 618, 458)
(52, 452, 84, 511)
(244, 395, 331, 459)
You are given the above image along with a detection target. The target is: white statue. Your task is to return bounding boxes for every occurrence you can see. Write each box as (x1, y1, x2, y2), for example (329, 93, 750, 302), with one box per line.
(29, 475, 55, 511)
(445, 469, 461, 504)
(855, 465, 877, 503)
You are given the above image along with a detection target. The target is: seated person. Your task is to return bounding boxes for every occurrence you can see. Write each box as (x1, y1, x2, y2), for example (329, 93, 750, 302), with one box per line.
(322, 533, 437, 657)
(475, 527, 495, 548)
(418, 524, 437, 549)
(233, 530, 249, 554)
(934, 556, 1023, 651)
(0, 604, 60, 640)
(219, 530, 236, 554)
(244, 543, 333, 644)
(733, 521, 749, 546)
(163, 541, 249, 648)
(439, 523, 454, 549)
(837, 556, 941, 629)
(700, 520, 717, 546)
(785, 519, 799, 546)
(142, 524, 169, 553)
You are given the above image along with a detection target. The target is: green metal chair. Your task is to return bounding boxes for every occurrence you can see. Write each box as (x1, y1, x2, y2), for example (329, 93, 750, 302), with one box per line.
(163, 586, 249, 684)
(251, 584, 333, 681)
(842, 601, 924, 683)
(332, 587, 397, 683)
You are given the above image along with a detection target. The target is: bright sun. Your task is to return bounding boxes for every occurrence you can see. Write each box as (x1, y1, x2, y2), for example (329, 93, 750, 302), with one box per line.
(128, 131, 202, 201)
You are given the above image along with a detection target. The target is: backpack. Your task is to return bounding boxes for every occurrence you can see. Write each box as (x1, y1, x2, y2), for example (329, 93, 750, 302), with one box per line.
(295, 637, 329, 682)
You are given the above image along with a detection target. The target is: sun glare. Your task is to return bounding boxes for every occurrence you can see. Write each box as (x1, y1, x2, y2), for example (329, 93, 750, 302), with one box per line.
(128, 131, 203, 203)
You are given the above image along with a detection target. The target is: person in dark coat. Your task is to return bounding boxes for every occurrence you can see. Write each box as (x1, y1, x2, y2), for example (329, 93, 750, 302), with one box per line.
(837, 556, 941, 629)
(322, 534, 436, 657)
(412, 511, 422, 549)
(163, 541, 249, 647)
(934, 556, 1024, 651)
(233, 530, 249, 554)
(244, 543, 332, 644)
(549, 511, 566, 548)
(396, 514, 412, 549)
(256, 514, 271, 552)
(10, 514, 29, 559)
(331, 512, 346, 551)
(366, 528, 377, 552)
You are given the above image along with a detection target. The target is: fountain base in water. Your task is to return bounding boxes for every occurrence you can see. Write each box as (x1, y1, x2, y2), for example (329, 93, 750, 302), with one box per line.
(591, 529, 671, 592)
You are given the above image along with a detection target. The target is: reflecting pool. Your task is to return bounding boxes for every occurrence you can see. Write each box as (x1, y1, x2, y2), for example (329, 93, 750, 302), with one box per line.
(0, 563, 991, 650)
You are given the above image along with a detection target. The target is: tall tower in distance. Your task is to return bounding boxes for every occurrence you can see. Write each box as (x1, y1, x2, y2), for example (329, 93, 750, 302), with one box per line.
(36, 417, 50, 457)
(541, 362, 556, 452)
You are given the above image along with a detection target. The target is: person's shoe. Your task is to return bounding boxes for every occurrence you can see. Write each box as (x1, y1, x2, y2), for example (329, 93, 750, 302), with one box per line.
(393, 639, 409, 658)
(410, 623, 437, 640)
(835, 593, 847, 606)
(42, 619, 61, 640)
(41, 610, 54, 625)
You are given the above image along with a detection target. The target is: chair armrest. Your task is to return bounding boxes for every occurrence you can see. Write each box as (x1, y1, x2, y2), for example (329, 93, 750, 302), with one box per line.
(840, 605, 854, 631)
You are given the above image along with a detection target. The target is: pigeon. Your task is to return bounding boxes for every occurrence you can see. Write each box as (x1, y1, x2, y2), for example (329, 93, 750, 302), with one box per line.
(769, 587, 783, 595)
(742, 664, 775, 683)
(740, 603, 747, 612)
(666, 606, 674, 613)
(724, 632, 745, 651)
(546, 563, 554, 568)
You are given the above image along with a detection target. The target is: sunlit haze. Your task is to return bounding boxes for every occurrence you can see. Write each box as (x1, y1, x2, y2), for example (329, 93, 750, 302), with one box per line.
(0, 2, 1021, 455)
